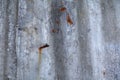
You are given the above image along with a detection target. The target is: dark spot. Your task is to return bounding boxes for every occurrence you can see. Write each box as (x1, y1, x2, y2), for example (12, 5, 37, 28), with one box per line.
(40, 18, 43, 21)
(103, 71, 106, 76)
(34, 27, 37, 30)
(18, 27, 22, 31)
(40, 44, 49, 49)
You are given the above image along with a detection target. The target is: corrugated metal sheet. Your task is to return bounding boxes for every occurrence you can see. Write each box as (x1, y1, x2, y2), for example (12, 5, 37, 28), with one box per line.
(0, 0, 120, 80)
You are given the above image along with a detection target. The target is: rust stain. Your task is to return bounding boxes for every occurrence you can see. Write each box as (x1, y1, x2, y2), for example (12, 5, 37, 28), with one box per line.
(60, 7, 66, 12)
(51, 29, 59, 33)
(66, 13, 73, 25)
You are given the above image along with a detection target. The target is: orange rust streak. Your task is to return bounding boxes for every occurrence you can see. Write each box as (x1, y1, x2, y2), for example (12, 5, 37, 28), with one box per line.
(38, 44, 49, 64)
(39, 49, 42, 54)
(60, 7, 66, 12)
(37, 44, 49, 80)
(66, 14, 73, 25)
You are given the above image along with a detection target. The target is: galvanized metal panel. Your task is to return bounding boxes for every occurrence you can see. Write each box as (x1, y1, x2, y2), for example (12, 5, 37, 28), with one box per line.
(0, 0, 120, 80)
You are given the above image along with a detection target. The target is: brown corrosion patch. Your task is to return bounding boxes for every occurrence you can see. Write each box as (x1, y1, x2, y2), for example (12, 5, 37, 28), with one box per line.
(39, 44, 49, 54)
(60, 7, 66, 12)
(66, 14, 73, 25)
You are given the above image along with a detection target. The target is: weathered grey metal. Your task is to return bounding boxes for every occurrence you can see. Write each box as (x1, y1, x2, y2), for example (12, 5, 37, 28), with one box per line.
(0, 0, 120, 80)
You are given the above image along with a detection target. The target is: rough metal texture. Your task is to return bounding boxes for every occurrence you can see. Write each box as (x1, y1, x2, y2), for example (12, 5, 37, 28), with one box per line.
(0, 0, 120, 80)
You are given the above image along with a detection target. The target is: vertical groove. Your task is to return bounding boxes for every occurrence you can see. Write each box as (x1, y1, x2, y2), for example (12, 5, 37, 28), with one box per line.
(3, 0, 19, 79)
(50, 0, 67, 80)
(15, 0, 19, 79)
(3, 0, 9, 79)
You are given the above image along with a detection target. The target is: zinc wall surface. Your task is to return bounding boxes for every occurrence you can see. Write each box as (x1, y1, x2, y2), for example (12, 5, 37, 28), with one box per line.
(0, 0, 120, 80)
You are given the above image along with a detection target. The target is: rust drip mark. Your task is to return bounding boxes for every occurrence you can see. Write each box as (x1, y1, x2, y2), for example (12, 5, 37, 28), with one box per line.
(38, 44, 49, 61)
(37, 44, 49, 80)
(66, 14, 73, 25)
(60, 7, 66, 12)
(38, 44, 49, 64)
(39, 44, 49, 53)
(38, 44, 49, 62)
